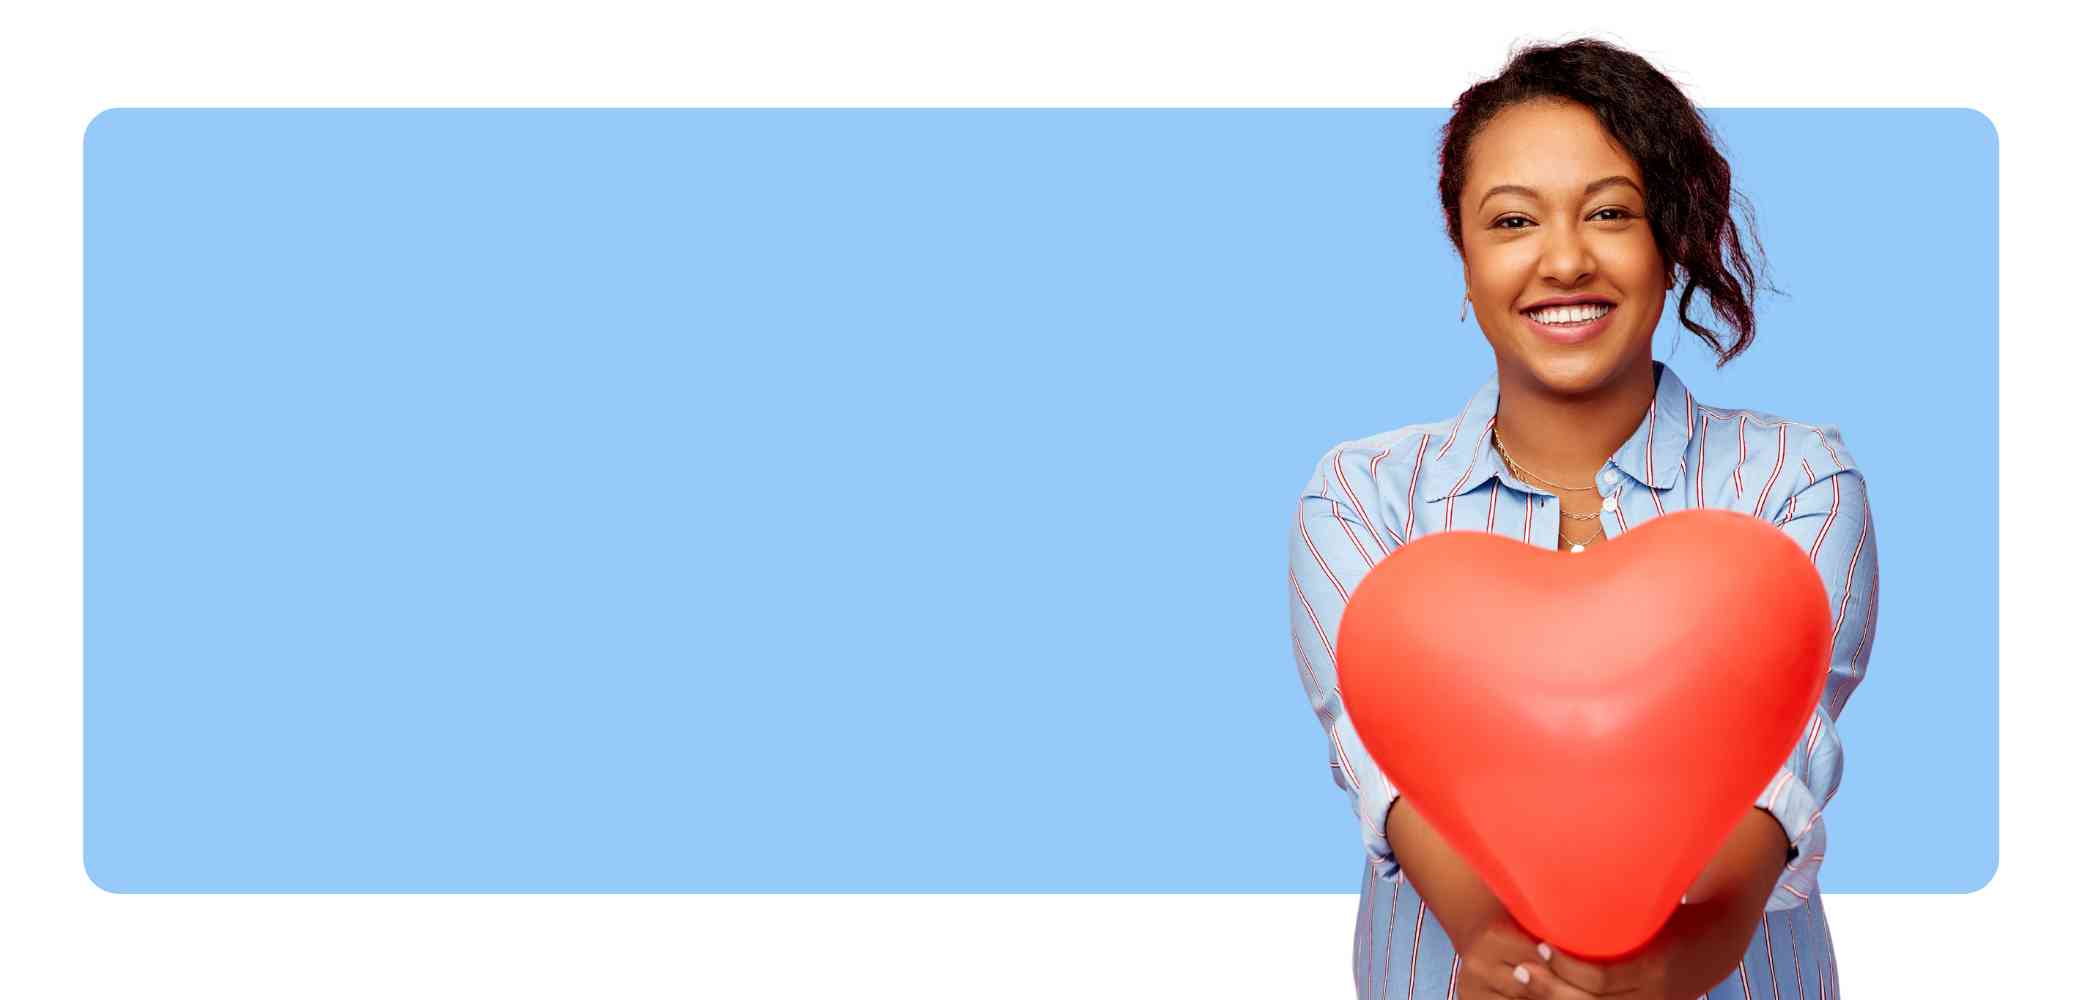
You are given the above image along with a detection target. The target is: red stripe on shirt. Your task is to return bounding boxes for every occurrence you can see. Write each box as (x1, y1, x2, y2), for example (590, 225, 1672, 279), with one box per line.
(1378, 880, 1400, 1000)
(1697, 412, 1710, 509)
(1810, 425, 1845, 470)
(1753, 424, 1789, 515)
(1644, 401, 1668, 517)
(1790, 903, 1806, 999)
(1443, 419, 1491, 531)
(1829, 486, 1871, 701)
(1762, 914, 1780, 1000)
(1331, 449, 1389, 558)
(1401, 897, 1425, 1000)
(1328, 497, 1376, 570)
(1734, 414, 1749, 498)
(1434, 395, 1473, 462)
(1645, 395, 1659, 488)
(1402, 435, 1430, 545)
(1807, 467, 1840, 563)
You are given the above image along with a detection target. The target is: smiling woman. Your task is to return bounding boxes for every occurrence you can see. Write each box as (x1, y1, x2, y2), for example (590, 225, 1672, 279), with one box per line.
(1288, 36, 1877, 1000)
(1437, 42, 1773, 377)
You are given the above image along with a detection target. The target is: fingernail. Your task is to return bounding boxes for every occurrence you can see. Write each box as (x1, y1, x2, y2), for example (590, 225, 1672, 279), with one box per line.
(1538, 942, 1553, 961)
(1514, 966, 1531, 986)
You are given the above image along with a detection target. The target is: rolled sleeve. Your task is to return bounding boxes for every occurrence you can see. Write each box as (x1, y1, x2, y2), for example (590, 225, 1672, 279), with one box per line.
(1753, 459, 1880, 912)
(1288, 465, 1403, 881)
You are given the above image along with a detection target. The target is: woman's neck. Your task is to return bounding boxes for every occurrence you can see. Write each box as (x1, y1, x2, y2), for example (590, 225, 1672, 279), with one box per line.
(1490, 359, 1660, 488)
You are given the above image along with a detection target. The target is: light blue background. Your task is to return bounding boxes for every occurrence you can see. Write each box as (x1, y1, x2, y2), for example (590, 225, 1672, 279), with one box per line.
(84, 108, 1996, 893)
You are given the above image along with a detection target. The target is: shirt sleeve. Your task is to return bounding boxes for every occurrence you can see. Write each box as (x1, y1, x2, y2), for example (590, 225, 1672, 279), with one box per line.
(1287, 454, 1404, 881)
(1751, 458, 1880, 912)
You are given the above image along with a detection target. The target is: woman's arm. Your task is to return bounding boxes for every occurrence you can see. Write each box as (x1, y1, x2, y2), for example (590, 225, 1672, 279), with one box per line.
(1384, 792, 1510, 949)
(1750, 449, 1880, 910)
(1663, 806, 1793, 995)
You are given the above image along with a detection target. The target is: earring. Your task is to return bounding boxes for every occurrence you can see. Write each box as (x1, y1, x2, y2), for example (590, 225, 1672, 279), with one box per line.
(1459, 293, 1471, 323)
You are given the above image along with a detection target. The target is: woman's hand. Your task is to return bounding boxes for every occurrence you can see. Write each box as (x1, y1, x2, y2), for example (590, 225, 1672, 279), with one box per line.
(1527, 806, 1792, 999)
(1454, 911, 1606, 1000)
(1534, 915, 1697, 1000)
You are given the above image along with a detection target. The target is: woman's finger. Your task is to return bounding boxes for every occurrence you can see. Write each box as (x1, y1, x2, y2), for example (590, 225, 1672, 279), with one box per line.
(1538, 943, 1612, 996)
(1454, 969, 1519, 1000)
(1512, 959, 1604, 999)
(1458, 951, 1528, 1000)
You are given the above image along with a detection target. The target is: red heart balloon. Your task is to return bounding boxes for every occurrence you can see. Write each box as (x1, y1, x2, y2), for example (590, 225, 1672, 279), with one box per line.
(1334, 508, 1829, 960)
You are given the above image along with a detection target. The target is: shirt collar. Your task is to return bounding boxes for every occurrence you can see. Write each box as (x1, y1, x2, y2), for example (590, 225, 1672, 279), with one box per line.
(1423, 359, 1696, 502)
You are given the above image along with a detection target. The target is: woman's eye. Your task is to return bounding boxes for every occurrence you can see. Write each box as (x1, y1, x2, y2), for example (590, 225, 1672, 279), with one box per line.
(1493, 209, 1633, 230)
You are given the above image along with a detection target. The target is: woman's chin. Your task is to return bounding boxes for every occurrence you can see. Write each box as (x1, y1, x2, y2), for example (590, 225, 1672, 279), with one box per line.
(1521, 347, 1628, 395)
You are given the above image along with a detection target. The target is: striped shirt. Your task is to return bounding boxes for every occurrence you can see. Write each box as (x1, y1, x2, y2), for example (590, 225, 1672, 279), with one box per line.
(1287, 359, 1878, 1000)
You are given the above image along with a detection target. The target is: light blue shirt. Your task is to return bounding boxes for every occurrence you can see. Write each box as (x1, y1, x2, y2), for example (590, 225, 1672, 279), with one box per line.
(1287, 360, 1878, 999)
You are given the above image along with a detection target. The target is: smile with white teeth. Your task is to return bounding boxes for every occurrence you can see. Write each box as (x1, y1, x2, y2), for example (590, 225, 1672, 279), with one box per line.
(1524, 303, 1614, 326)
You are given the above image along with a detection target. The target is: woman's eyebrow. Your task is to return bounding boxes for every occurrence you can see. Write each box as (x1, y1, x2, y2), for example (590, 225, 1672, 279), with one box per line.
(1478, 175, 1642, 211)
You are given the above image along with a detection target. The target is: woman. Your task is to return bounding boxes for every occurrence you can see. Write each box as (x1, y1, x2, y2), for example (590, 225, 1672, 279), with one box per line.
(1287, 39, 1879, 1000)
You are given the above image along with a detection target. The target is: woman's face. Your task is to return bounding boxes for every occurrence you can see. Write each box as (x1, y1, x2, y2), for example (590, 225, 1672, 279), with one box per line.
(1458, 99, 1670, 396)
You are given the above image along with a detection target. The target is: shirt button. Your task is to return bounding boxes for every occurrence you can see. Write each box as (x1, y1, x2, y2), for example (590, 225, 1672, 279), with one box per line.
(1601, 495, 1618, 513)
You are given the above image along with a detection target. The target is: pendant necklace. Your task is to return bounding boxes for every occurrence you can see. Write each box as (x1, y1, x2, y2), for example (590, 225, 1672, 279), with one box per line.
(1492, 422, 1608, 553)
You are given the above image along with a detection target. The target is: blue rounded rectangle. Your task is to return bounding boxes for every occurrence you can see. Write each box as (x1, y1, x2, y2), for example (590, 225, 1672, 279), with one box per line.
(84, 108, 1996, 893)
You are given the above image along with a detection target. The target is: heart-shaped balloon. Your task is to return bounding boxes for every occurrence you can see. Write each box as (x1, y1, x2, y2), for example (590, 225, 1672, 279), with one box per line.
(1334, 508, 1829, 960)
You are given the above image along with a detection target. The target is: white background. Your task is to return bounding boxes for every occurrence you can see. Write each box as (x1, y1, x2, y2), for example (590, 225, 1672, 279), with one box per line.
(2, 3, 2087, 996)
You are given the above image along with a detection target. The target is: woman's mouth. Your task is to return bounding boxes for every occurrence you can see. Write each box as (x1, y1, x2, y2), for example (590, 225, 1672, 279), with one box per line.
(1520, 303, 1615, 345)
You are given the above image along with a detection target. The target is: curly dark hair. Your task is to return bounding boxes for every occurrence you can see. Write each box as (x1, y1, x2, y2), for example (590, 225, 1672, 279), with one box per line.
(1437, 37, 1780, 366)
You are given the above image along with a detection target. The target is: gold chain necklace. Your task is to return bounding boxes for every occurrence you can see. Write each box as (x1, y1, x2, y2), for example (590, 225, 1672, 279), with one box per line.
(1557, 522, 1606, 551)
(1490, 423, 1595, 492)
(1491, 422, 1608, 552)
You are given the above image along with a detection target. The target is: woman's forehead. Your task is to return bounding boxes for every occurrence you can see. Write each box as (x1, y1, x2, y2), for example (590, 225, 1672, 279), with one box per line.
(1467, 105, 1641, 200)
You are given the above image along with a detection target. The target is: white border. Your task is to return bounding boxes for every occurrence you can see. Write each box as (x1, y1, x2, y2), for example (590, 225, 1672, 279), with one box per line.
(4, 3, 2080, 996)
